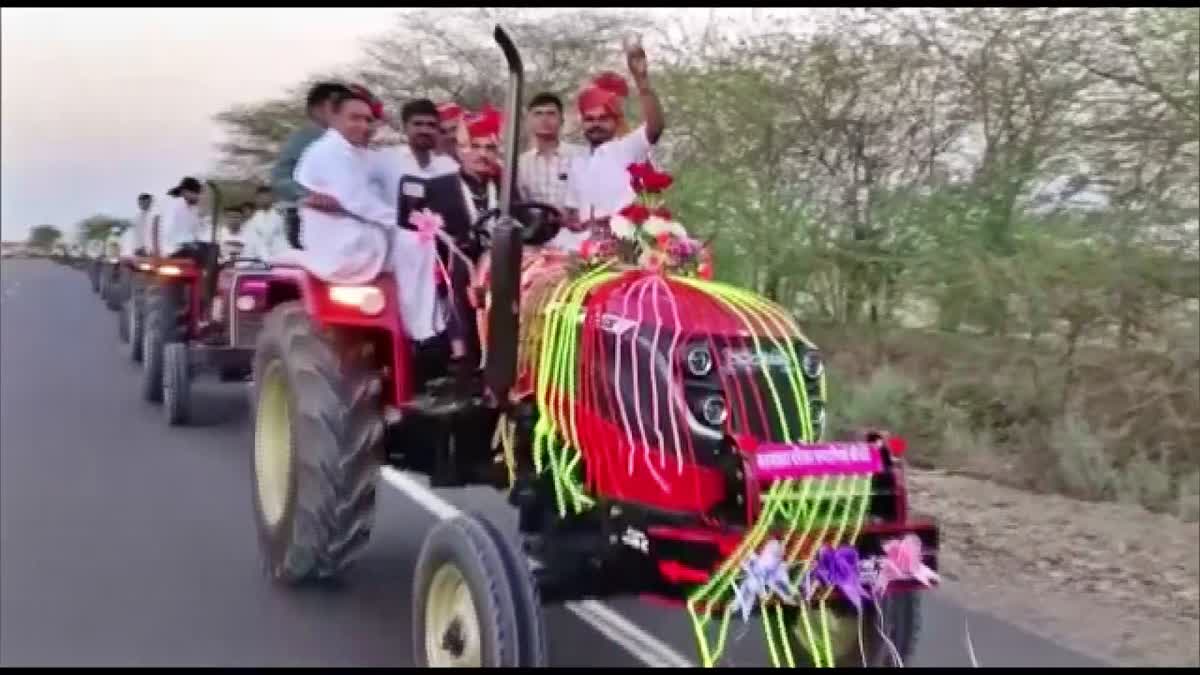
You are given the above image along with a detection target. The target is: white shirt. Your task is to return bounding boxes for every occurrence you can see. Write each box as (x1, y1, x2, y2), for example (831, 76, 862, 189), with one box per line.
(564, 125, 654, 222)
(119, 226, 140, 257)
(369, 145, 459, 214)
(131, 207, 153, 253)
(242, 208, 286, 261)
(294, 128, 443, 341)
(519, 141, 583, 211)
(218, 226, 246, 261)
(520, 141, 589, 252)
(158, 196, 203, 255)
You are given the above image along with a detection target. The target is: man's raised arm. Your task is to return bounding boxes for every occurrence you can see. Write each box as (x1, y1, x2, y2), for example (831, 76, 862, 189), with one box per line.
(628, 39, 664, 144)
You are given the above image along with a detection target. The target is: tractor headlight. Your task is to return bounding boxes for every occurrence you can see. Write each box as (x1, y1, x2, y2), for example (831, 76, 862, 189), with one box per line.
(685, 345, 713, 377)
(802, 350, 824, 379)
(699, 395, 728, 427)
(329, 285, 385, 316)
(157, 264, 183, 276)
(137, 262, 153, 272)
(235, 295, 257, 312)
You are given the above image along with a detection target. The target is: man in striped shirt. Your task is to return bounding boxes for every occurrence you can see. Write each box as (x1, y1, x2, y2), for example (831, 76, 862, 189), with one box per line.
(517, 92, 587, 252)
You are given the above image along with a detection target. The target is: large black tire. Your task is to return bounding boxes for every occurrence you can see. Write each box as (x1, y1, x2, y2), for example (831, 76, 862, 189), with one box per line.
(140, 285, 182, 403)
(117, 297, 130, 344)
(163, 341, 191, 426)
(473, 515, 548, 667)
(104, 267, 123, 311)
(125, 287, 144, 363)
(251, 301, 382, 585)
(413, 515, 524, 667)
(787, 592, 921, 667)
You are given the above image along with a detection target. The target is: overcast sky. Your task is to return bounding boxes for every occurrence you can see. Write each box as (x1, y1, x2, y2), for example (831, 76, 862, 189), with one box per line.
(1, 7, 804, 242)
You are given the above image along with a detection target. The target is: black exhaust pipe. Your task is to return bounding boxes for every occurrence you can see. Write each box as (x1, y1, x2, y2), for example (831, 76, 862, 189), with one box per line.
(484, 24, 525, 403)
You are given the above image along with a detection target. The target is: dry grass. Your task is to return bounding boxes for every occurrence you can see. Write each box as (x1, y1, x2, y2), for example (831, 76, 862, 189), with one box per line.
(810, 322, 1200, 520)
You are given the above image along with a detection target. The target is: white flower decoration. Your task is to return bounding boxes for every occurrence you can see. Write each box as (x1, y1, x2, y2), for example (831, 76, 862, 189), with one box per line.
(643, 216, 690, 241)
(642, 216, 672, 237)
(609, 214, 638, 241)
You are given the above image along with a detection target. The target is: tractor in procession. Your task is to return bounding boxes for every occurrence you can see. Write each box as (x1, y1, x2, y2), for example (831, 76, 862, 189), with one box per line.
(240, 26, 942, 669)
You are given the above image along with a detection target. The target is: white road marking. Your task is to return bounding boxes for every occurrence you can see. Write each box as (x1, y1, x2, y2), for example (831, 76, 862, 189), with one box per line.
(379, 466, 695, 668)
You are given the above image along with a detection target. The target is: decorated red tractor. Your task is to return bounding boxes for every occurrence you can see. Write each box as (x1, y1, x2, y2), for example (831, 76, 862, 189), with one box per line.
(248, 27, 940, 668)
(140, 182, 268, 425)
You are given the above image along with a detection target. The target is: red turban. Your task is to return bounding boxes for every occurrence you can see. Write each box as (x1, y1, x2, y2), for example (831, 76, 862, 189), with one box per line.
(347, 84, 385, 121)
(463, 104, 503, 141)
(437, 102, 464, 123)
(577, 71, 629, 119)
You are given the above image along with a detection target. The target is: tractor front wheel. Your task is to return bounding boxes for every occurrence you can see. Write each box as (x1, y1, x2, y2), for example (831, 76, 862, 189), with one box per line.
(786, 592, 921, 668)
(251, 301, 382, 585)
(413, 514, 546, 667)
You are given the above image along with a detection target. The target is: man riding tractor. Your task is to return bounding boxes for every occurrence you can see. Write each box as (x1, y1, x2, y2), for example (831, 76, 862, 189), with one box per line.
(118, 193, 159, 360)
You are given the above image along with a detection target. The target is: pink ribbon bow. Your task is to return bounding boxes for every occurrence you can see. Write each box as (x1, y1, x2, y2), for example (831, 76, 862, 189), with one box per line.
(873, 534, 939, 596)
(409, 208, 445, 244)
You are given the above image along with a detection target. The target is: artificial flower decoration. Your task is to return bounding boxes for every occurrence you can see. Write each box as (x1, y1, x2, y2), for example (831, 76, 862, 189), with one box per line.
(803, 545, 868, 611)
(584, 161, 711, 277)
(872, 534, 939, 596)
(731, 539, 795, 622)
(409, 208, 446, 243)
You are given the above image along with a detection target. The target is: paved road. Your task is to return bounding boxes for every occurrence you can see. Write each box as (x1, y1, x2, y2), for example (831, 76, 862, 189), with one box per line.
(0, 259, 1109, 667)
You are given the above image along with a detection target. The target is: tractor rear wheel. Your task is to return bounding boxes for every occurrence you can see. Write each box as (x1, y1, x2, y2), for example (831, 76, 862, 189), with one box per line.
(251, 301, 382, 585)
(163, 341, 191, 426)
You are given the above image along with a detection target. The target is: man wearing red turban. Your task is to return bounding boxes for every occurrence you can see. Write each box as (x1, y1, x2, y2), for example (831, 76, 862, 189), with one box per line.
(562, 38, 665, 249)
(437, 102, 464, 160)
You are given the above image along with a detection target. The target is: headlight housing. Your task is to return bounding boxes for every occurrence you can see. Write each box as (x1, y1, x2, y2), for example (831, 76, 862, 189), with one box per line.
(685, 345, 713, 377)
(328, 285, 385, 316)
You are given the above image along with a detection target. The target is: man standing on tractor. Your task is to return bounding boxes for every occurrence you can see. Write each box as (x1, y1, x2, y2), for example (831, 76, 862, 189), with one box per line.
(563, 37, 665, 244)
(156, 176, 205, 259)
(437, 101, 464, 161)
(291, 87, 444, 343)
(271, 81, 353, 248)
(368, 98, 460, 212)
(132, 193, 154, 256)
(517, 92, 586, 252)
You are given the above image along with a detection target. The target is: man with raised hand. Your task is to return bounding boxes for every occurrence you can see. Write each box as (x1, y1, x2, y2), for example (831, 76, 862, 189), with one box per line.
(564, 37, 666, 244)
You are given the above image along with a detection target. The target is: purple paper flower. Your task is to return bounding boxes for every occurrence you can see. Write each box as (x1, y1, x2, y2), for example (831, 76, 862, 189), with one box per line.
(805, 545, 868, 611)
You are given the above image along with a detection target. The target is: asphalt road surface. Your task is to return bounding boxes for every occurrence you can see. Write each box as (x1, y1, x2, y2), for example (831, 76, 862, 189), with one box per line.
(0, 258, 1110, 667)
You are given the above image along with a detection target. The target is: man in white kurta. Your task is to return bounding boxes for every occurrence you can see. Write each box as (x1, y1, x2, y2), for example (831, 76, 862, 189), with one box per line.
(156, 177, 205, 257)
(292, 91, 443, 342)
(241, 186, 287, 262)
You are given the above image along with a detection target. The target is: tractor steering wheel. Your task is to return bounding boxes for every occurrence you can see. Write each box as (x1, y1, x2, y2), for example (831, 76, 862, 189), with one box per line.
(468, 201, 563, 253)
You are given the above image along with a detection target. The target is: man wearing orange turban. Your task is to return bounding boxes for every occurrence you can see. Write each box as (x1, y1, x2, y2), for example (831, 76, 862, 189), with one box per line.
(562, 38, 665, 250)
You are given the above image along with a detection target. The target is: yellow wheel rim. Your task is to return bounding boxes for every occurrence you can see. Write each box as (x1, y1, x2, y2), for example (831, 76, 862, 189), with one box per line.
(254, 360, 292, 528)
(791, 610, 863, 667)
(425, 564, 482, 667)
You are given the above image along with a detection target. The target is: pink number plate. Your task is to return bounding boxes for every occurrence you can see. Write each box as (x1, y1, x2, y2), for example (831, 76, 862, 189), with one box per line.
(751, 441, 883, 480)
